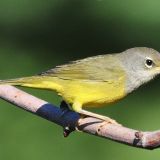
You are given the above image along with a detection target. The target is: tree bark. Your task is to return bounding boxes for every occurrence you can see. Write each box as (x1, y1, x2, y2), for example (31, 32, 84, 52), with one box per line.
(0, 85, 160, 150)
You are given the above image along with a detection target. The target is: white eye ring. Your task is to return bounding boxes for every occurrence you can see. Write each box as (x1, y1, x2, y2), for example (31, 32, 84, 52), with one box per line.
(145, 57, 153, 68)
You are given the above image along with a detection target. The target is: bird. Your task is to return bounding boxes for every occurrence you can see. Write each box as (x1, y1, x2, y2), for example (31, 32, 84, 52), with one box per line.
(0, 47, 160, 124)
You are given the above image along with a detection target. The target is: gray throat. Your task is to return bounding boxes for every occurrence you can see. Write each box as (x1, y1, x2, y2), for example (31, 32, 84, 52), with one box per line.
(118, 53, 155, 94)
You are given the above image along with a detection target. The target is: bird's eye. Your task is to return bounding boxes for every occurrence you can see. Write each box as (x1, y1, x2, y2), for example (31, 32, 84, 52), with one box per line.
(145, 58, 153, 68)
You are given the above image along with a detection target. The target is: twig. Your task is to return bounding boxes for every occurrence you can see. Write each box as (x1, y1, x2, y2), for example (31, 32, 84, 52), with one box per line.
(0, 85, 160, 150)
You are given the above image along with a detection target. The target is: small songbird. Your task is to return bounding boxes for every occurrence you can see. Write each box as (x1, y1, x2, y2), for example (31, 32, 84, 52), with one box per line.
(0, 47, 160, 124)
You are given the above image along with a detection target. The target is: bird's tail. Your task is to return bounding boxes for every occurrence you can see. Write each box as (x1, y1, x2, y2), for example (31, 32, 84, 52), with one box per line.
(0, 76, 62, 92)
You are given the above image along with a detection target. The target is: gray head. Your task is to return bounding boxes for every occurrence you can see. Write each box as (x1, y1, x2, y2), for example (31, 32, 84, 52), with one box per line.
(118, 47, 160, 93)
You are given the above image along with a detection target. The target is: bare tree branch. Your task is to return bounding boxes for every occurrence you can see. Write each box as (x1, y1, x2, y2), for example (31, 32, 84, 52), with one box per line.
(0, 85, 160, 150)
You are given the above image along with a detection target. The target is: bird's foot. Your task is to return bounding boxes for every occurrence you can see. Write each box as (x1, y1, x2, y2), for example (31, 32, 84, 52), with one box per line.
(79, 109, 121, 125)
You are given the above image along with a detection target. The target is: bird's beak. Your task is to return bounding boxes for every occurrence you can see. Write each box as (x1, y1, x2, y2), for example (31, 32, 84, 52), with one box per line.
(154, 54, 160, 73)
(155, 63, 160, 73)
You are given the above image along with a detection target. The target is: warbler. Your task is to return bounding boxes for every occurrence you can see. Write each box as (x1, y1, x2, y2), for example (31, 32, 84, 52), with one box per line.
(0, 47, 160, 123)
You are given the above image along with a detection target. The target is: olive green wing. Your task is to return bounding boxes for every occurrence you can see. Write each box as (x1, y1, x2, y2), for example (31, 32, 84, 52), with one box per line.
(39, 54, 124, 82)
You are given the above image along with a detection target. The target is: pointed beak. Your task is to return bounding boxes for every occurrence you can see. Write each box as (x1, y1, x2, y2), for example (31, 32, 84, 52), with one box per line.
(152, 52, 160, 73)
(155, 62, 160, 73)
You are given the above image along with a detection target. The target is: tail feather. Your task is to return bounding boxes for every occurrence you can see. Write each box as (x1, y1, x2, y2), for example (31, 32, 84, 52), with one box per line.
(0, 76, 62, 92)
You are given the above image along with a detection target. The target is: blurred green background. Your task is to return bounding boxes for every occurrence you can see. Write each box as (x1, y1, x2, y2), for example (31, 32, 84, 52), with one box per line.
(0, 0, 160, 159)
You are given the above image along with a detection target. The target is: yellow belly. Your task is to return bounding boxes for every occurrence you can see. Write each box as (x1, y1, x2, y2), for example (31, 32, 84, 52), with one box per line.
(56, 78, 126, 108)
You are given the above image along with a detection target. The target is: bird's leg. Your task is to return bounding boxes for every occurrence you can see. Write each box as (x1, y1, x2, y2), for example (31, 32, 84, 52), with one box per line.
(79, 109, 119, 124)
(72, 102, 119, 125)
(60, 100, 74, 137)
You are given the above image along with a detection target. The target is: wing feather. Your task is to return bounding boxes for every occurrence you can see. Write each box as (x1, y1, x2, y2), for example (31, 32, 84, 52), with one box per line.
(39, 54, 124, 82)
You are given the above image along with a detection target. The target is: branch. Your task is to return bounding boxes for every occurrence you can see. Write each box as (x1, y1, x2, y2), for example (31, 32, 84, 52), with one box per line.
(0, 85, 160, 150)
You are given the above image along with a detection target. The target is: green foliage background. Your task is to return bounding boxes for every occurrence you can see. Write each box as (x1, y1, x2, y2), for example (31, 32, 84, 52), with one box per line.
(0, 0, 160, 159)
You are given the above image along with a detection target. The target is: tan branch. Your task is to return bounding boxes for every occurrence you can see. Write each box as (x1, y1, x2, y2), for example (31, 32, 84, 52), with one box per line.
(0, 85, 159, 150)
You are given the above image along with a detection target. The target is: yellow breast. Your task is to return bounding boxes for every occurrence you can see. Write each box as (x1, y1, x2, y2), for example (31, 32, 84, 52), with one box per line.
(56, 77, 126, 108)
